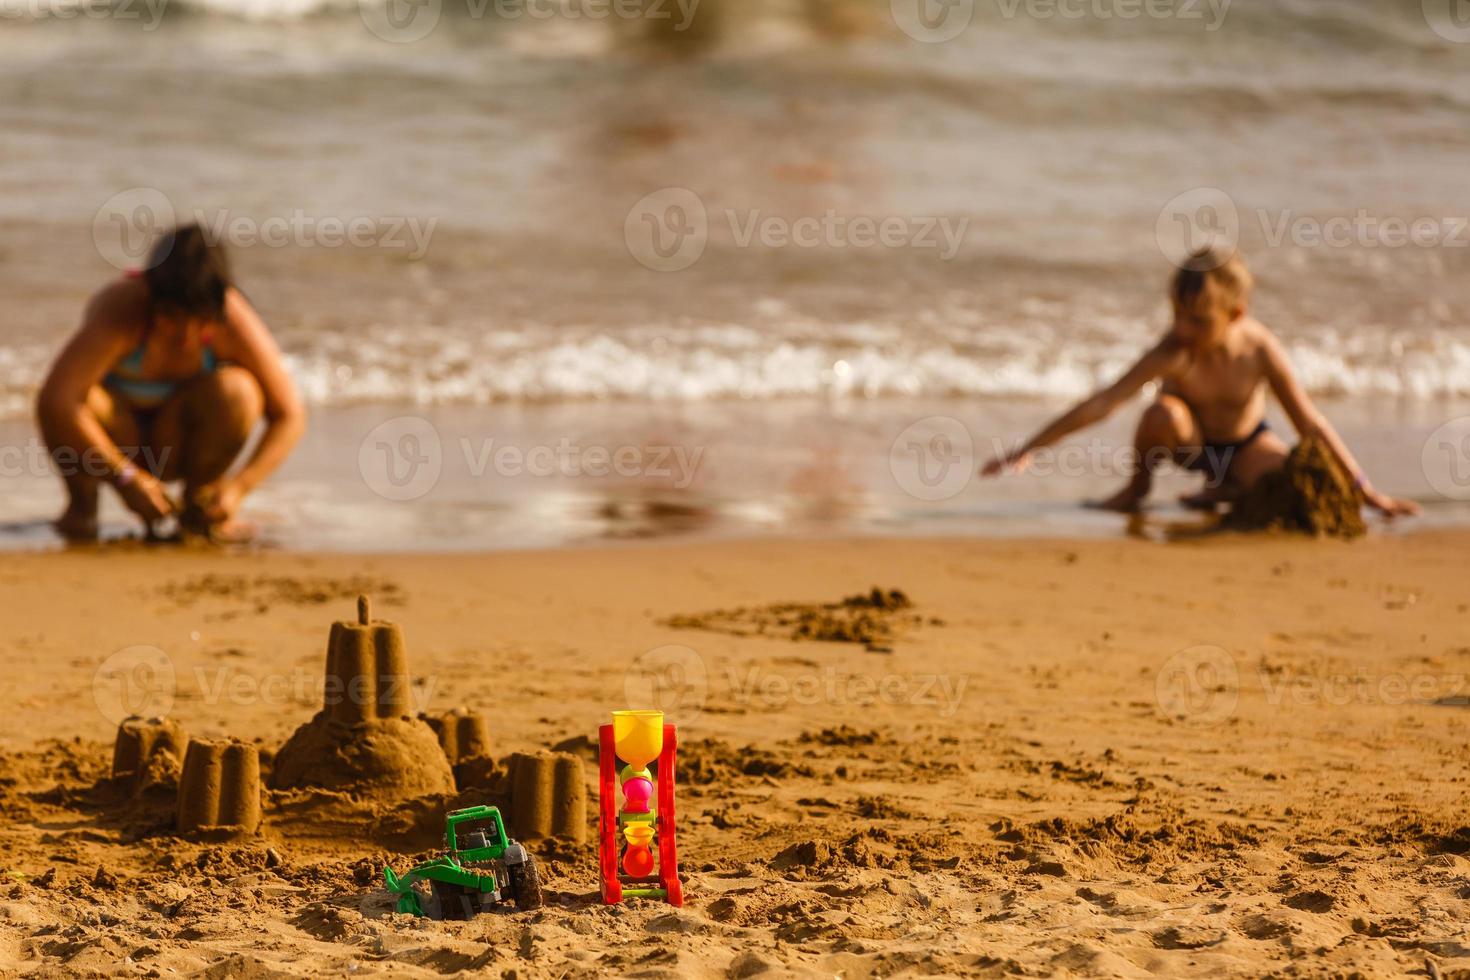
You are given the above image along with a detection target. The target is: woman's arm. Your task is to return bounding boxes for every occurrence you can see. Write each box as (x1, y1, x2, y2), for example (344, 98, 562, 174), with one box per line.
(1259, 331, 1418, 517)
(197, 289, 306, 519)
(37, 287, 175, 522)
(981, 338, 1186, 476)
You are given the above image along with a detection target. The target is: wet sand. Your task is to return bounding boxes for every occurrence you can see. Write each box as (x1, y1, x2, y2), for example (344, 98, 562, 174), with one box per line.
(2, 532, 1469, 977)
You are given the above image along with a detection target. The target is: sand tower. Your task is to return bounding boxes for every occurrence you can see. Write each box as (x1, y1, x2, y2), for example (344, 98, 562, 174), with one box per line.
(111, 715, 187, 791)
(177, 738, 262, 836)
(270, 596, 455, 799)
(505, 751, 587, 842)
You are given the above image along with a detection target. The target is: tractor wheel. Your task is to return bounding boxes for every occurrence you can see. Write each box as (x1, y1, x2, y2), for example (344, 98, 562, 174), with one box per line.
(431, 880, 479, 920)
(507, 855, 545, 911)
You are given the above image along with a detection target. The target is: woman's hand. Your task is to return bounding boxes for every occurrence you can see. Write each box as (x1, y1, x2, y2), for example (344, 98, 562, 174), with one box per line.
(192, 479, 245, 524)
(981, 448, 1032, 478)
(117, 470, 175, 524)
(1365, 490, 1420, 518)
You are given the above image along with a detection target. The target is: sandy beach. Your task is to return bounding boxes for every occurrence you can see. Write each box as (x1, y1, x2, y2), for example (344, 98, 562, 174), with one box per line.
(3, 530, 1468, 977)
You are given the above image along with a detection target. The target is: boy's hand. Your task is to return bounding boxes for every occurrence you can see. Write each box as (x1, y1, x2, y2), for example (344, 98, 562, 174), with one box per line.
(981, 449, 1032, 478)
(1365, 491, 1420, 518)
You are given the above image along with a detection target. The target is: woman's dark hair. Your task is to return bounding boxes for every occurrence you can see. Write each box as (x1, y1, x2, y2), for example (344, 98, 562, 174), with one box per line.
(144, 224, 232, 322)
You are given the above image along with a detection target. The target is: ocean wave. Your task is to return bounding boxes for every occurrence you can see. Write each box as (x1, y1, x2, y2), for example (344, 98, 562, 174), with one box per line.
(3, 325, 1468, 421)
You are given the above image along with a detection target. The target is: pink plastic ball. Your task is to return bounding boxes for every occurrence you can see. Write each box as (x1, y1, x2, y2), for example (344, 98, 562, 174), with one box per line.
(622, 776, 654, 813)
(623, 844, 655, 878)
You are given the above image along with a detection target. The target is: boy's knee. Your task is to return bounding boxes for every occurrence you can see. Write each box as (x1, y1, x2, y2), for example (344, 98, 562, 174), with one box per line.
(1141, 396, 1191, 438)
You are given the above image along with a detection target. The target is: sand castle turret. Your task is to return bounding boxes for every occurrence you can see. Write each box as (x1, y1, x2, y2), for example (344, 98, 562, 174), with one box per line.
(112, 715, 187, 790)
(506, 751, 587, 842)
(423, 707, 494, 786)
(270, 596, 455, 800)
(177, 738, 262, 836)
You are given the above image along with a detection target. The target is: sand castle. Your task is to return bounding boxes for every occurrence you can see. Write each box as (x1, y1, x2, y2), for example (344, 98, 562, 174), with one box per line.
(177, 738, 262, 836)
(103, 597, 589, 846)
(270, 596, 456, 799)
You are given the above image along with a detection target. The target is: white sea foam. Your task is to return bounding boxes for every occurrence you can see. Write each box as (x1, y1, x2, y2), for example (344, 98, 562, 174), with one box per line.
(5, 324, 1464, 422)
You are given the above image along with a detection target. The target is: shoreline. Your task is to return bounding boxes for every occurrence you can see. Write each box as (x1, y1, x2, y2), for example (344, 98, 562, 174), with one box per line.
(3, 395, 1466, 552)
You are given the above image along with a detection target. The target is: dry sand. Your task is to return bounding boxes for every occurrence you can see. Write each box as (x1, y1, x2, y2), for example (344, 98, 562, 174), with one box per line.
(1, 532, 1469, 978)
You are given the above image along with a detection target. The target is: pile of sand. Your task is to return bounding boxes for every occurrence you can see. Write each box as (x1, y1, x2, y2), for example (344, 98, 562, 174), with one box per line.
(1224, 435, 1367, 538)
(664, 587, 932, 651)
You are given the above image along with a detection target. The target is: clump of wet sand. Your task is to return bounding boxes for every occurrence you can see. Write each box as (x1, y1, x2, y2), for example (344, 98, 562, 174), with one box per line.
(1225, 435, 1367, 539)
(664, 587, 931, 651)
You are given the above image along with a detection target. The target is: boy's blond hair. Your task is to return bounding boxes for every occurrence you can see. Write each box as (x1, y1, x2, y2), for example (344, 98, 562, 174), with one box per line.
(1171, 248, 1253, 315)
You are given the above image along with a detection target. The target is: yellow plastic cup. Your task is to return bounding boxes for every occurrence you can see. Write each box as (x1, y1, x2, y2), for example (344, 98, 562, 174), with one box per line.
(612, 709, 664, 769)
(624, 824, 654, 846)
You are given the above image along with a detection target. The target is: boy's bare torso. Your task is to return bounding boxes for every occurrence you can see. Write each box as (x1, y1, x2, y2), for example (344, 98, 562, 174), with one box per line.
(1160, 316, 1273, 444)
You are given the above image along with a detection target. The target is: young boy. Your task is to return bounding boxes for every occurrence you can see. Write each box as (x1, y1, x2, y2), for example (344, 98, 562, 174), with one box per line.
(981, 249, 1419, 518)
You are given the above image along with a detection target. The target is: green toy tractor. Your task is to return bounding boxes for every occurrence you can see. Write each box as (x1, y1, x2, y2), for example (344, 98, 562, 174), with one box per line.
(384, 805, 545, 919)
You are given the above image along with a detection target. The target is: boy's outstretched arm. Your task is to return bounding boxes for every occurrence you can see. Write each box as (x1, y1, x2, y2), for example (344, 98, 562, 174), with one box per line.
(1259, 332, 1419, 517)
(981, 339, 1184, 476)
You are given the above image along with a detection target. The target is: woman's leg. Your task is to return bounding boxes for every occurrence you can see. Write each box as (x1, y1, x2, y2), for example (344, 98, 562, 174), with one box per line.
(38, 386, 143, 541)
(1094, 395, 1202, 513)
(148, 366, 263, 510)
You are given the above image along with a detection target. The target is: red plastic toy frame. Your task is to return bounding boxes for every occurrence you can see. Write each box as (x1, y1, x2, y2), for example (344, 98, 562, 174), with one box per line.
(599, 722, 684, 906)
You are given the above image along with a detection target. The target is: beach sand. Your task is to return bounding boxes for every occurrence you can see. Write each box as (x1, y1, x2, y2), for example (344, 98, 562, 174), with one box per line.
(2, 532, 1469, 978)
